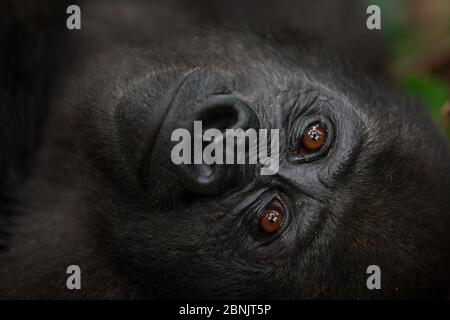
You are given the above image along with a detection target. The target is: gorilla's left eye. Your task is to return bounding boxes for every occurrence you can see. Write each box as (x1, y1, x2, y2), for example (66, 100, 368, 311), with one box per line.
(259, 200, 284, 233)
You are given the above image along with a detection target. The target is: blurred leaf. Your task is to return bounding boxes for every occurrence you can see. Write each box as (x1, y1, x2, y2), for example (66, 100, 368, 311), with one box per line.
(401, 75, 450, 139)
(365, 0, 450, 140)
(401, 75, 448, 117)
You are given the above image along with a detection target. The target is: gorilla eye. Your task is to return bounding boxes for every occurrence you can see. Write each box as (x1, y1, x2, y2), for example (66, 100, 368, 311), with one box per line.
(259, 200, 284, 233)
(298, 122, 328, 155)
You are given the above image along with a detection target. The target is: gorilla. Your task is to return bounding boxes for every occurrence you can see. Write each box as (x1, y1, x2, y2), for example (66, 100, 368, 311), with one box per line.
(0, 0, 449, 299)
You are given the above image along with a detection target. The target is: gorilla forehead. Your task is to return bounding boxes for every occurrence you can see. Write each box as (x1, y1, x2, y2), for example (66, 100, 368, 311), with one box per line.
(82, 28, 399, 136)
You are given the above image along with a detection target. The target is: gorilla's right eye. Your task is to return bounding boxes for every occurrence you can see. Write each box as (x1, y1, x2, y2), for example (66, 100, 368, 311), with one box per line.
(298, 122, 327, 153)
(294, 121, 332, 161)
(259, 200, 284, 233)
(301, 123, 327, 150)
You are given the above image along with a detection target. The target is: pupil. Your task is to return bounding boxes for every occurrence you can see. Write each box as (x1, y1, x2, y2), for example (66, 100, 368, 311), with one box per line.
(268, 212, 279, 223)
(309, 128, 320, 141)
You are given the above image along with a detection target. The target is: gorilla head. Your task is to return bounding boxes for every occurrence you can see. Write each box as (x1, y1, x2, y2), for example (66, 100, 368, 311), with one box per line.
(43, 30, 447, 299)
(1, 2, 449, 300)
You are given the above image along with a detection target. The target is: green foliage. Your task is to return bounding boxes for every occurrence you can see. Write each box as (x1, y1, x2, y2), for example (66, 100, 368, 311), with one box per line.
(402, 75, 450, 138)
(369, 0, 450, 140)
(402, 75, 448, 118)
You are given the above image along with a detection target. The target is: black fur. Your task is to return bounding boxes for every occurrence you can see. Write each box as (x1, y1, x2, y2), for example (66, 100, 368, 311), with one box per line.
(0, 0, 449, 299)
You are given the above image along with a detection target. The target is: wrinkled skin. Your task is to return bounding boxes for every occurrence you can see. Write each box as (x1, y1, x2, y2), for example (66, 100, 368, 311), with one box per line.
(0, 0, 449, 299)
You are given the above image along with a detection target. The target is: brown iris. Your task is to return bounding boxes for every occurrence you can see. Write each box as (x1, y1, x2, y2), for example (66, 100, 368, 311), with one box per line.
(300, 122, 327, 152)
(259, 200, 284, 233)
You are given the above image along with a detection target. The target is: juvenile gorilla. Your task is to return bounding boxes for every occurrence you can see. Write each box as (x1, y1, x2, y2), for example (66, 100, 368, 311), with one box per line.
(0, 0, 449, 299)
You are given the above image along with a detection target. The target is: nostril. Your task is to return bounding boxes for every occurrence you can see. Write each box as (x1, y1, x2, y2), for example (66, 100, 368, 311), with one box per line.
(198, 104, 238, 131)
(196, 95, 258, 131)
(173, 95, 259, 195)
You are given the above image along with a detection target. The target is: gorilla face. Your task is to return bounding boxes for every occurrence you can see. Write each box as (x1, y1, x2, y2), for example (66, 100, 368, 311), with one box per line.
(52, 31, 449, 299)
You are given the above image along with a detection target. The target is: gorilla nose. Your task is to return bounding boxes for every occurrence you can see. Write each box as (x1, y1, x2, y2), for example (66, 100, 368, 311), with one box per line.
(196, 95, 258, 132)
(176, 95, 259, 195)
